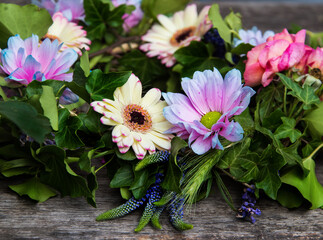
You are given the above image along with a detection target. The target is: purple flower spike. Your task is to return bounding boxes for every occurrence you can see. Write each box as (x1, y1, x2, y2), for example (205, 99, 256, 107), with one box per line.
(0, 34, 77, 85)
(163, 68, 255, 155)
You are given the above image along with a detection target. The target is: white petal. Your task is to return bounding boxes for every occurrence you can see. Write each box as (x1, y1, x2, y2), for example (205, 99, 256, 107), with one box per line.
(153, 121, 173, 133)
(157, 14, 177, 33)
(140, 88, 161, 109)
(184, 4, 198, 27)
(132, 142, 147, 159)
(100, 116, 119, 126)
(147, 131, 172, 150)
(120, 74, 142, 105)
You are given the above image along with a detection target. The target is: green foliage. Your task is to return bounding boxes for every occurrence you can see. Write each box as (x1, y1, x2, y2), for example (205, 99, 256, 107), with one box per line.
(0, 101, 51, 143)
(274, 117, 302, 143)
(161, 137, 187, 192)
(119, 50, 168, 85)
(208, 4, 231, 44)
(304, 101, 323, 138)
(86, 69, 131, 101)
(55, 108, 84, 149)
(280, 144, 323, 209)
(39, 86, 59, 131)
(0, 3, 52, 48)
(174, 41, 226, 77)
(141, 0, 190, 19)
(109, 164, 134, 188)
(9, 177, 57, 203)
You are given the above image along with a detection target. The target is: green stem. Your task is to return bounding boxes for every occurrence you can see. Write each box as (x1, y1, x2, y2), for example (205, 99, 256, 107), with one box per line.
(306, 143, 323, 161)
(283, 86, 287, 115)
(66, 157, 80, 164)
(0, 86, 8, 101)
(95, 154, 114, 173)
(288, 99, 298, 118)
(92, 150, 114, 159)
(56, 84, 66, 98)
(292, 103, 304, 119)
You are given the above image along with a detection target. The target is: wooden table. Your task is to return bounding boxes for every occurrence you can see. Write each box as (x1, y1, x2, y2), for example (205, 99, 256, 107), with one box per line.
(0, 1, 322, 239)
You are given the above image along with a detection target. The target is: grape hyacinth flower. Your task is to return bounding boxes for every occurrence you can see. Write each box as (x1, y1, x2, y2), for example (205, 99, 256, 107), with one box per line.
(0, 34, 77, 85)
(163, 68, 255, 155)
(44, 12, 91, 55)
(91, 74, 173, 159)
(32, 0, 85, 22)
(140, 4, 212, 67)
(234, 26, 275, 47)
(237, 186, 261, 223)
(111, 0, 144, 32)
(203, 28, 226, 59)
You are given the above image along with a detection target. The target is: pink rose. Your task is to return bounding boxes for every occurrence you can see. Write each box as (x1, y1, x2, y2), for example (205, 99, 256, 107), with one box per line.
(244, 29, 307, 87)
(306, 47, 323, 71)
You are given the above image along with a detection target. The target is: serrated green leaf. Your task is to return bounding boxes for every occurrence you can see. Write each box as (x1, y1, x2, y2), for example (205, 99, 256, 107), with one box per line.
(0, 101, 51, 143)
(238, 152, 260, 182)
(0, 4, 52, 48)
(39, 86, 58, 131)
(208, 4, 231, 43)
(9, 177, 56, 203)
(274, 117, 302, 143)
(109, 164, 134, 188)
(55, 108, 84, 149)
(86, 69, 131, 101)
(277, 73, 320, 109)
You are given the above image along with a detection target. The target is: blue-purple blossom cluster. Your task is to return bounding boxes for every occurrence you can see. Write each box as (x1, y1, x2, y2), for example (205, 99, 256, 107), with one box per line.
(237, 186, 261, 223)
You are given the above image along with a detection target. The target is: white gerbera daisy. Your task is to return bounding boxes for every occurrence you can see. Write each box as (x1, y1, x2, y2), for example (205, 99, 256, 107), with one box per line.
(90, 74, 173, 159)
(140, 4, 212, 67)
(44, 12, 91, 55)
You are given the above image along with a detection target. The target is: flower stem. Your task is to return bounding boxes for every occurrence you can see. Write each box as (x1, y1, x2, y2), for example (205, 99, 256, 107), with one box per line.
(283, 86, 287, 115)
(95, 154, 114, 173)
(92, 150, 115, 159)
(0, 86, 8, 101)
(306, 143, 323, 161)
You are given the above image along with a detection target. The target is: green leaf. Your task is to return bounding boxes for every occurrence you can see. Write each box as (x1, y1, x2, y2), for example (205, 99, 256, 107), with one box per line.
(38, 146, 92, 198)
(80, 51, 91, 77)
(274, 117, 302, 143)
(9, 177, 56, 203)
(115, 146, 137, 161)
(39, 86, 58, 131)
(276, 184, 303, 208)
(130, 168, 156, 199)
(0, 101, 51, 143)
(208, 4, 231, 43)
(86, 69, 131, 101)
(86, 167, 98, 207)
(262, 109, 285, 131)
(277, 73, 320, 109)
(141, 0, 190, 18)
(55, 108, 84, 149)
(109, 164, 134, 188)
(161, 137, 187, 192)
(119, 50, 168, 85)
(304, 101, 323, 138)
(280, 146, 323, 209)
(0, 4, 52, 48)
(224, 11, 242, 33)
(120, 187, 132, 200)
(255, 145, 285, 199)
(238, 152, 261, 182)
(234, 108, 254, 135)
(231, 43, 253, 55)
(174, 41, 226, 77)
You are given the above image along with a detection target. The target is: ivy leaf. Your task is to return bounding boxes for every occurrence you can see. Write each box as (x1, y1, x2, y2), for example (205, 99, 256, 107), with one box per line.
(119, 50, 168, 85)
(174, 41, 226, 77)
(80, 50, 91, 77)
(39, 86, 58, 131)
(86, 69, 131, 101)
(208, 4, 231, 43)
(9, 177, 57, 203)
(38, 146, 92, 198)
(256, 145, 285, 199)
(274, 117, 302, 143)
(234, 108, 254, 135)
(161, 137, 187, 192)
(109, 164, 134, 188)
(0, 4, 52, 48)
(280, 149, 323, 209)
(0, 101, 51, 143)
(141, 0, 190, 19)
(130, 168, 156, 199)
(231, 43, 253, 55)
(262, 109, 285, 131)
(276, 184, 304, 209)
(303, 101, 323, 138)
(224, 11, 242, 33)
(86, 167, 98, 207)
(55, 108, 84, 149)
(238, 152, 260, 182)
(277, 73, 320, 110)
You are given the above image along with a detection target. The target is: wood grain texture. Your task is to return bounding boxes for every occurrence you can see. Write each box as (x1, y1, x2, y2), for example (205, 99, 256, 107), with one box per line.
(0, 158, 322, 239)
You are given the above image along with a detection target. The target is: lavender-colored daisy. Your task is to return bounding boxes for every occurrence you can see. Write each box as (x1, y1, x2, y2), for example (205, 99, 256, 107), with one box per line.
(0, 34, 77, 85)
(163, 68, 255, 155)
(234, 26, 275, 47)
(32, 0, 85, 22)
(111, 0, 144, 32)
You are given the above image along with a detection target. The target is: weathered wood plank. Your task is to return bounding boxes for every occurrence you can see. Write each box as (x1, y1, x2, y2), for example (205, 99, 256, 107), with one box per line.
(0, 159, 322, 239)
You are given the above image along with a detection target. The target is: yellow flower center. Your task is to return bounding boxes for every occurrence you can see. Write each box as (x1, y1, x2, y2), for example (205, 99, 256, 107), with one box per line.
(200, 111, 222, 129)
(42, 34, 61, 43)
(170, 26, 196, 46)
(123, 104, 152, 133)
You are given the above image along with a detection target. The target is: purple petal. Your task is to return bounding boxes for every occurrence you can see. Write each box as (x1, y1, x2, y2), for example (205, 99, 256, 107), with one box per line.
(191, 135, 212, 155)
(205, 68, 224, 112)
(219, 121, 244, 142)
